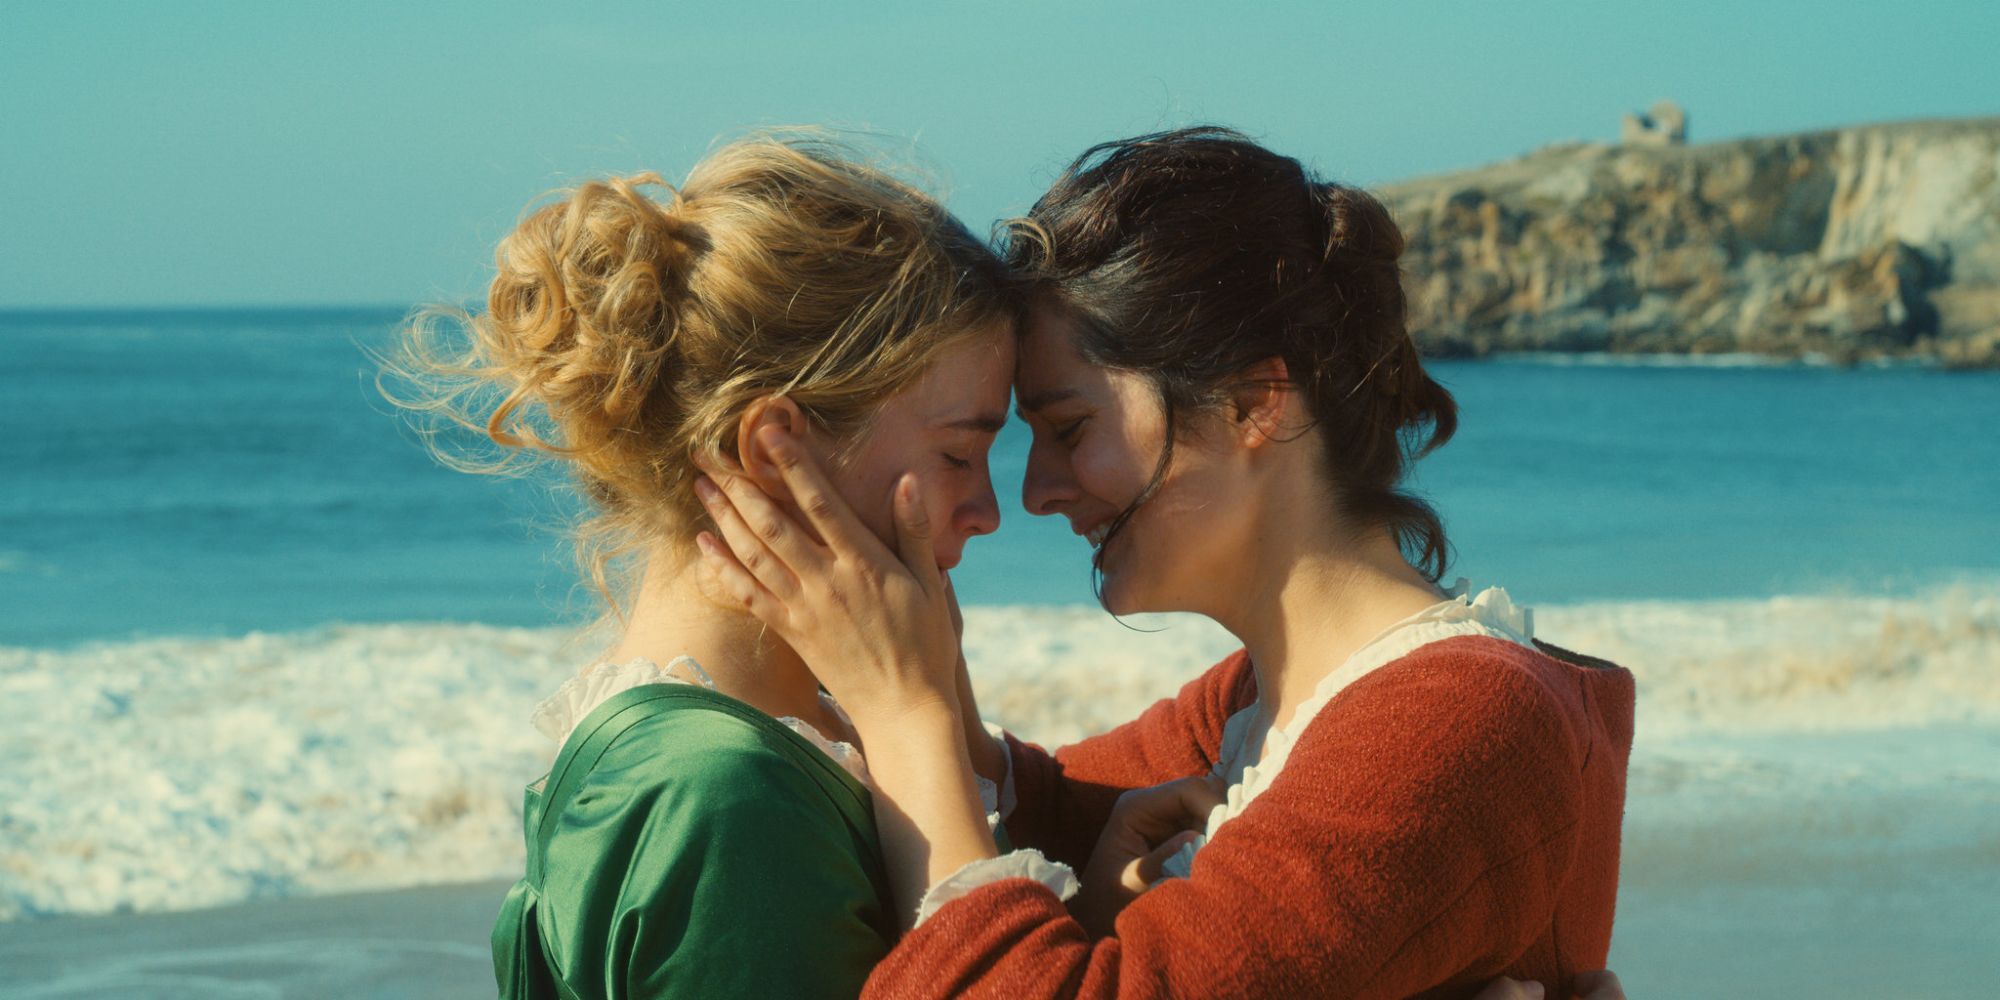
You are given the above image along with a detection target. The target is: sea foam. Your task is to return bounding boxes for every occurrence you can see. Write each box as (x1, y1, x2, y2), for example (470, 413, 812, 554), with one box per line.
(3, 585, 1995, 920)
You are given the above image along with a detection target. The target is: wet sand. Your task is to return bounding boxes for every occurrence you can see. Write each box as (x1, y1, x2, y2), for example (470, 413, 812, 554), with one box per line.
(4, 868, 1992, 999)
(1, 879, 510, 1000)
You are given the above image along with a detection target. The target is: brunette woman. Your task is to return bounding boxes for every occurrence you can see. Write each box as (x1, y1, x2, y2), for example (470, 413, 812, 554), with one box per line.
(697, 128, 1634, 999)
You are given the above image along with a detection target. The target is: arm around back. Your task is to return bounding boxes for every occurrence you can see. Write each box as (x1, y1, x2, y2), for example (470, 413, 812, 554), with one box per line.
(1002, 651, 1255, 867)
(868, 640, 1610, 999)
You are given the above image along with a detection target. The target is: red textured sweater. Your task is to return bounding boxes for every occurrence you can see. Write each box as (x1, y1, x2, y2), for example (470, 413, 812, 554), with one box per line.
(863, 635, 1634, 1000)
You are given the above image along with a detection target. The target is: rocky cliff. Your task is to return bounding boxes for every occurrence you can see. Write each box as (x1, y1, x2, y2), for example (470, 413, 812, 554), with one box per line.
(1380, 116, 2000, 367)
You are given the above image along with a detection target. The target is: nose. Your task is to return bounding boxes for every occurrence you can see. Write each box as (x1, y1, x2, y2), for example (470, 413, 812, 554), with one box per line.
(955, 471, 1002, 539)
(1021, 438, 1079, 517)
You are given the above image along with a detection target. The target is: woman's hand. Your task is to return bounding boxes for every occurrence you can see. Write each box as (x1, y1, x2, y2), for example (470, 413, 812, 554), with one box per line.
(1575, 970, 1625, 1000)
(1470, 969, 1626, 1000)
(1072, 775, 1224, 937)
(1472, 979, 1546, 1000)
(693, 425, 960, 733)
(695, 426, 997, 924)
(945, 579, 1011, 788)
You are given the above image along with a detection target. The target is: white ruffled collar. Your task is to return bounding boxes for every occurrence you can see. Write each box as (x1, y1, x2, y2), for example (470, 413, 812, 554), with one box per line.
(1395, 577, 1534, 647)
(529, 655, 870, 785)
(1159, 580, 1538, 881)
(1268, 579, 1535, 746)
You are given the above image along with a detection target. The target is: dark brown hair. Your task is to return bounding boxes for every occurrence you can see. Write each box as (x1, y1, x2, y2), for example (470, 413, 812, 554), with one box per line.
(1004, 126, 1457, 583)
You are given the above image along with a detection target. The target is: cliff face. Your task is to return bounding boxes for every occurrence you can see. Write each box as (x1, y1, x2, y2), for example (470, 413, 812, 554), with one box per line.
(1380, 117, 2000, 366)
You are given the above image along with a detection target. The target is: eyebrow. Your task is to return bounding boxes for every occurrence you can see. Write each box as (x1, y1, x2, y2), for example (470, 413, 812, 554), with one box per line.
(938, 413, 1010, 434)
(1014, 387, 1079, 417)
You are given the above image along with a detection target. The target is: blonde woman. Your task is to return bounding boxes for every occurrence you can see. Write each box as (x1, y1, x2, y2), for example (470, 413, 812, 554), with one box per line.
(389, 135, 1022, 999)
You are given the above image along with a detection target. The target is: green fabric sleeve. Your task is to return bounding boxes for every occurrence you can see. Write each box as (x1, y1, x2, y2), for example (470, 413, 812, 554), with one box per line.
(534, 707, 891, 1000)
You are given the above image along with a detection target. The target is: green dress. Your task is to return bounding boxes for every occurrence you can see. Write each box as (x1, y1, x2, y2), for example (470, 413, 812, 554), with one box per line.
(492, 683, 896, 999)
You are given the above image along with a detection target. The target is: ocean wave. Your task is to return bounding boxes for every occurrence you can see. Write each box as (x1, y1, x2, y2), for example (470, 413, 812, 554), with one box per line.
(2, 584, 1994, 920)
(1536, 583, 2000, 737)
(1482, 351, 1946, 370)
(966, 583, 2000, 744)
(0, 623, 585, 921)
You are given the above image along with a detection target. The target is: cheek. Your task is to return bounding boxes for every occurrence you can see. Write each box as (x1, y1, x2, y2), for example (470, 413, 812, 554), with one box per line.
(933, 492, 963, 541)
(869, 467, 964, 549)
(931, 473, 980, 532)
(1070, 447, 1116, 502)
(827, 463, 900, 550)
(1127, 458, 1244, 589)
(1074, 433, 1154, 506)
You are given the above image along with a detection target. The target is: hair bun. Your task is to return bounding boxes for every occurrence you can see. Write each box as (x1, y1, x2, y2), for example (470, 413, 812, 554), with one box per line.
(482, 173, 698, 442)
(546, 172, 697, 343)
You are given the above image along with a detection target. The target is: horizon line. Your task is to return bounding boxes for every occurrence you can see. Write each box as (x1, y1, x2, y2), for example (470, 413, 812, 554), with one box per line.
(0, 302, 438, 315)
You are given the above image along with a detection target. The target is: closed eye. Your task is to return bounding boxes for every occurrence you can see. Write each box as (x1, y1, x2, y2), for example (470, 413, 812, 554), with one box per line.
(943, 452, 973, 470)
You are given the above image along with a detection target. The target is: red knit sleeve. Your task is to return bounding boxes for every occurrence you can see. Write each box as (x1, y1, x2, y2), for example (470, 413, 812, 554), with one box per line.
(865, 640, 1592, 1000)
(1001, 651, 1254, 867)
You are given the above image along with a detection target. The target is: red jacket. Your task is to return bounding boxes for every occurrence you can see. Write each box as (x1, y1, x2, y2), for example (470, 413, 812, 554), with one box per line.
(865, 635, 1635, 1000)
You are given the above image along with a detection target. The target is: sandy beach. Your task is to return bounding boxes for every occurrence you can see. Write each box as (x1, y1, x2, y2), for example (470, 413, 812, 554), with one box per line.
(1, 880, 506, 1000)
(8, 724, 1992, 1000)
(20, 878, 1984, 999)
(5, 596, 1997, 996)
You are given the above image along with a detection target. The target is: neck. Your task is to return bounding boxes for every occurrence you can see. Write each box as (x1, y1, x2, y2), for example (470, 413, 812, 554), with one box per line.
(603, 547, 837, 730)
(1213, 509, 1445, 734)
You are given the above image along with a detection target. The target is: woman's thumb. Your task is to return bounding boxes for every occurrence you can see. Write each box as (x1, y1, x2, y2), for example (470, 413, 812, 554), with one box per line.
(892, 474, 936, 580)
(1133, 830, 1201, 886)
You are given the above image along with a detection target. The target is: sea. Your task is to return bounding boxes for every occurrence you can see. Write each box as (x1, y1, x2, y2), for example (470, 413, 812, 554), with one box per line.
(2, 308, 1996, 995)
(7, 308, 1996, 644)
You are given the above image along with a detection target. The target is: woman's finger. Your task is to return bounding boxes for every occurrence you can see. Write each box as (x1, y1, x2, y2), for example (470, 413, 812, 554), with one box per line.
(757, 426, 889, 560)
(695, 532, 792, 632)
(1117, 774, 1226, 843)
(1168, 773, 1226, 817)
(1574, 970, 1624, 1000)
(942, 571, 964, 639)
(1131, 829, 1201, 887)
(709, 469, 835, 581)
(695, 476, 805, 600)
(1469, 977, 1544, 1000)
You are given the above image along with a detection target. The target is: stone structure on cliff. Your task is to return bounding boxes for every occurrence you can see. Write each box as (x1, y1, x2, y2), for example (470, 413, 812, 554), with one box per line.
(1621, 101, 1688, 147)
(1381, 116, 2000, 367)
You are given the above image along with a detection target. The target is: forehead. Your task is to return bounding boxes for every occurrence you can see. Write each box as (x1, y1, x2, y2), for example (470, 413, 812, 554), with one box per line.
(1014, 302, 1095, 406)
(894, 324, 1016, 423)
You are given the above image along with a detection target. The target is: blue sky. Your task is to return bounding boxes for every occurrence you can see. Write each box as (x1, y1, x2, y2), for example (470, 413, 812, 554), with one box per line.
(3, 0, 1995, 309)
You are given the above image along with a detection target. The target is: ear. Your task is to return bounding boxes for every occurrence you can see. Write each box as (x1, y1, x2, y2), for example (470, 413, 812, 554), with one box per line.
(735, 395, 808, 492)
(1229, 357, 1295, 448)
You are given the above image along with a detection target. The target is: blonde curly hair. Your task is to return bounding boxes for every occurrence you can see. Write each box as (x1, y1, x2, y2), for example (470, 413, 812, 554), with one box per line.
(383, 134, 1019, 611)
